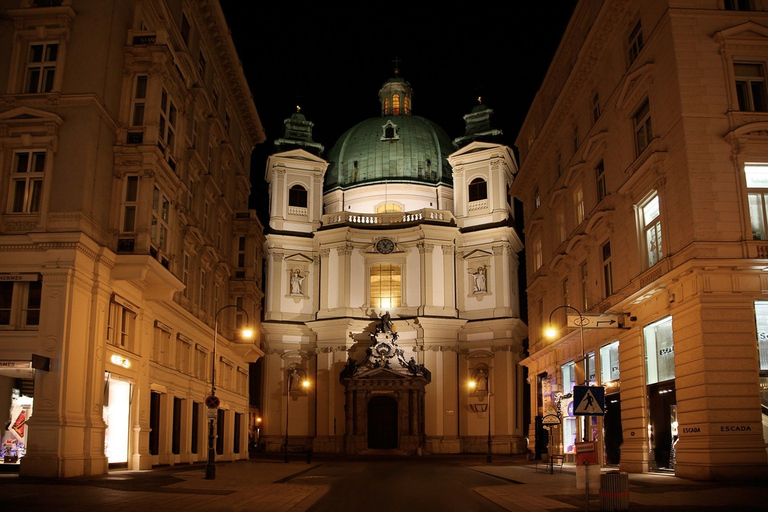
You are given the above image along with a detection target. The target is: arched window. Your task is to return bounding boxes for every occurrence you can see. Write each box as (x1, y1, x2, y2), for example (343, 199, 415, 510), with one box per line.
(376, 203, 402, 213)
(404, 96, 410, 114)
(370, 264, 401, 308)
(288, 185, 307, 208)
(468, 178, 488, 202)
(392, 94, 400, 115)
(383, 98, 388, 115)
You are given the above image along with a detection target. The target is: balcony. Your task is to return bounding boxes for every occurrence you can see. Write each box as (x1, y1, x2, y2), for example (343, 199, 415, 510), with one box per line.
(321, 208, 455, 228)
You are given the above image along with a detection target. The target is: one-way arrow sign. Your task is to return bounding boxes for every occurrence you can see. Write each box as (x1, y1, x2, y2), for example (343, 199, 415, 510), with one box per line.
(567, 314, 621, 329)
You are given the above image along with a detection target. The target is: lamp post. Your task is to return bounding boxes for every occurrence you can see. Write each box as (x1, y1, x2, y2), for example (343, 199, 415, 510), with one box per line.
(469, 368, 492, 464)
(545, 305, 588, 442)
(283, 366, 309, 463)
(205, 305, 254, 480)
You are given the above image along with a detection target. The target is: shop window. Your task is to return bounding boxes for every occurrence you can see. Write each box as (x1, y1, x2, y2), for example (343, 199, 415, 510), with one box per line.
(172, 397, 182, 455)
(107, 298, 137, 352)
(121, 176, 139, 233)
(288, 185, 308, 208)
(370, 264, 401, 308)
(735, 62, 768, 112)
(561, 361, 577, 453)
(628, 21, 644, 64)
(639, 192, 663, 268)
(149, 392, 160, 455)
(0, 278, 42, 328)
(9, 150, 46, 214)
(468, 178, 488, 202)
(644, 317, 675, 385)
(633, 99, 653, 156)
(25, 42, 58, 93)
(752, 302, 768, 412)
(233, 412, 241, 454)
(103, 375, 131, 465)
(602, 241, 613, 297)
(600, 341, 620, 383)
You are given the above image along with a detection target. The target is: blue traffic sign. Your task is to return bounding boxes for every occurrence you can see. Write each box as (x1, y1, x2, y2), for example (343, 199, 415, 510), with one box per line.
(573, 386, 605, 416)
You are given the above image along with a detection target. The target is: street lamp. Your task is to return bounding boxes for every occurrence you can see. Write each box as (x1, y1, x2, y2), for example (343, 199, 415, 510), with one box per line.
(205, 304, 254, 480)
(545, 305, 587, 442)
(468, 367, 492, 464)
(284, 366, 309, 463)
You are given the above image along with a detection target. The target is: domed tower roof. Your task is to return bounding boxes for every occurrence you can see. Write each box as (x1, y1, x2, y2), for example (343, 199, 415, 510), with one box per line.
(325, 76, 454, 192)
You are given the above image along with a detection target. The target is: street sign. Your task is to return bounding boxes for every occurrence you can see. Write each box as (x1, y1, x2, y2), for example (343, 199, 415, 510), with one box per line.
(205, 395, 220, 409)
(206, 408, 217, 420)
(575, 441, 598, 465)
(542, 414, 561, 425)
(566, 314, 621, 329)
(573, 385, 605, 416)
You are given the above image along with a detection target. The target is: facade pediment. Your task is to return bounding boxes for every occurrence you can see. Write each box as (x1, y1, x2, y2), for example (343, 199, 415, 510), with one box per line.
(463, 249, 493, 261)
(0, 106, 64, 126)
(271, 148, 328, 164)
(616, 63, 654, 113)
(356, 367, 407, 380)
(714, 21, 768, 44)
(284, 253, 313, 263)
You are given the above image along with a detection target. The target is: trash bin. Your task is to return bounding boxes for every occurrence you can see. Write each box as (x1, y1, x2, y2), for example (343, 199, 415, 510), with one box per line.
(600, 471, 629, 512)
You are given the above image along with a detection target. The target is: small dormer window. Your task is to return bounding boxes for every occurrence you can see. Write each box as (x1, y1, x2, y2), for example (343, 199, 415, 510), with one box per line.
(381, 121, 399, 141)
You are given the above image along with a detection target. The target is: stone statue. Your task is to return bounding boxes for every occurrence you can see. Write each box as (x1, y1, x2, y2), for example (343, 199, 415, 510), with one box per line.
(379, 311, 393, 333)
(290, 269, 304, 295)
(472, 265, 487, 293)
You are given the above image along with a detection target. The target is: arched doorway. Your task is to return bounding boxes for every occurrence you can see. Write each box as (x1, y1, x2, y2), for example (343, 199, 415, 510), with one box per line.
(367, 396, 398, 449)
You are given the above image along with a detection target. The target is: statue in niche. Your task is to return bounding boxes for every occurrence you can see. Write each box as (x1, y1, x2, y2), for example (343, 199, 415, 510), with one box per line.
(290, 269, 305, 295)
(472, 265, 487, 293)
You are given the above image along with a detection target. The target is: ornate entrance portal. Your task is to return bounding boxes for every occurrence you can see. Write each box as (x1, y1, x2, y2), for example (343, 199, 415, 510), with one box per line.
(340, 315, 430, 454)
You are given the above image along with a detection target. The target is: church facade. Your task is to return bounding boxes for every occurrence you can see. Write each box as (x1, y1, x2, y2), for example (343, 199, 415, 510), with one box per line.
(260, 77, 528, 455)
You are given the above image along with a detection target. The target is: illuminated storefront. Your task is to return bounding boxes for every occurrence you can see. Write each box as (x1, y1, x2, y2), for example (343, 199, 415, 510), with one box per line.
(0, 362, 35, 466)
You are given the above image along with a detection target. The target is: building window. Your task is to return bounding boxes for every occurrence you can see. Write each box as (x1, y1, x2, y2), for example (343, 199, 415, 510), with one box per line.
(392, 94, 400, 115)
(533, 238, 543, 271)
(25, 42, 58, 93)
(198, 51, 206, 78)
(592, 92, 601, 123)
(9, 151, 45, 214)
(557, 211, 566, 243)
(734, 62, 767, 112)
(370, 264, 401, 308)
(600, 341, 620, 384)
(182, 253, 190, 297)
(533, 188, 541, 210)
(561, 360, 577, 453)
(602, 241, 613, 297)
(237, 237, 246, 268)
(404, 96, 410, 115)
(151, 186, 170, 255)
(746, 163, 768, 239)
(644, 317, 675, 385)
(121, 176, 139, 233)
(572, 125, 579, 153)
(224, 109, 231, 132)
(0, 279, 42, 328)
(107, 299, 137, 352)
(195, 345, 208, 380)
(130, 75, 148, 127)
(640, 192, 663, 267)
(181, 14, 191, 47)
(725, 0, 754, 10)
(752, 302, 768, 414)
(628, 21, 644, 64)
(556, 152, 562, 177)
(633, 100, 653, 155)
(574, 186, 585, 225)
(581, 262, 589, 311)
(159, 89, 177, 160)
(468, 178, 488, 202)
(376, 203, 403, 213)
(176, 338, 191, 374)
(288, 185, 308, 208)
(595, 160, 607, 202)
(199, 270, 207, 312)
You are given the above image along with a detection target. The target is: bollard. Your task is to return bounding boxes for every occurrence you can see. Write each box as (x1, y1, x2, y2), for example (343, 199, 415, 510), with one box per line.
(599, 471, 629, 512)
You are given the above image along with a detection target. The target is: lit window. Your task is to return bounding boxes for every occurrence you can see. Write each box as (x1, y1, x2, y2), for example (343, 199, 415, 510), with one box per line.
(633, 99, 653, 156)
(734, 62, 767, 112)
(392, 94, 400, 115)
(468, 178, 488, 202)
(533, 238, 543, 271)
(9, 151, 45, 214)
(628, 21, 644, 64)
(0, 279, 41, 328)
(288, 185, 308, 208)
(596, 160, 607, 202)
(404, 96, 410, 114)
(746, 163, 768, 240)
(370, 264, 401, 308)
(600, 341, 620, 383)
(644, 317, 674, 385)
(641, 193, 662, 268)
(383, 98, 388, 115)
(534, 188, 541, 210)
(151, 186, 170, 254)
(561, 361, 577, 453)
(25, 42, 58, 93)
(575, 186, 585, 225)
(602, 241, 613, 297)
(376, 203, 402, 213)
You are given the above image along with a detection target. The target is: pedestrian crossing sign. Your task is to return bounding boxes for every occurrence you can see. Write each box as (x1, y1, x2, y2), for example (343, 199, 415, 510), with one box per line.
(573, 386, 605, 416)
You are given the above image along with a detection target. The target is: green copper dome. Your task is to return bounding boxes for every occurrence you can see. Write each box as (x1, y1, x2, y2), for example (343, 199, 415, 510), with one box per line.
(324, 76, 453, 192)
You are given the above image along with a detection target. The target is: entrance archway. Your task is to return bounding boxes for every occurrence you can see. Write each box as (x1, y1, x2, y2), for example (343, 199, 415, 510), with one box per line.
(367, 396, 398, 449)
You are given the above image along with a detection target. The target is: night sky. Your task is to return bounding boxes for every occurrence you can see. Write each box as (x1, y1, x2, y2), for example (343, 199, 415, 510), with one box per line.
(220, 3, 578, 221)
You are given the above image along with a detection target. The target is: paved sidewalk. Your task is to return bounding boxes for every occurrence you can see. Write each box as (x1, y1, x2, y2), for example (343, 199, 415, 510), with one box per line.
(469, 462, 768, 512)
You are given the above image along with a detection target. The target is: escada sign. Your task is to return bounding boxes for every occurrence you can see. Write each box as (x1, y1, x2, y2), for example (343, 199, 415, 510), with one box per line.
(682, 427, 700, 433)
(721, 425, 751, 432)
